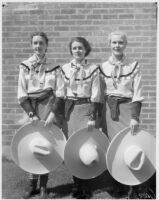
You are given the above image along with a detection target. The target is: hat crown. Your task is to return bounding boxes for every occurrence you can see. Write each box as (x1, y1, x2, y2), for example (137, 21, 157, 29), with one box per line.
(124, 145, 145, 171)
(29, 137, 51, 156)
(79, 143, 99, 166)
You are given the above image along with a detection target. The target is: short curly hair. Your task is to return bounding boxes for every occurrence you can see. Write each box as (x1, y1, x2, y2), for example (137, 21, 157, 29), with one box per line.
(69, 37, 92, 57)
(30, 32, 49, 46)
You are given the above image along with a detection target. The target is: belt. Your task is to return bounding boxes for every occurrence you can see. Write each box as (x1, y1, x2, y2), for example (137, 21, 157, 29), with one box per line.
(106, 95, 131, 103)
(28, 89, 55, 101)
(67, 97, 91, 105)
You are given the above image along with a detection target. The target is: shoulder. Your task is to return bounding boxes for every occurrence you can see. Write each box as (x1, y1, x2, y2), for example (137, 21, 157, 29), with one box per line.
(124, 60, 140, 75)
(100, 61, 110, 70)
(19, 59, 31, 72)
(88, 64, 99, 73)
(61, 62, 71, 71)
(130, 60, 140, 70)
(45, 64, 60, 73)
(60, 62, 71, 79)
(81, 64, 99, 80)
(19, 55, 36, 70)
(61, 62, 71, 75)
(99, 61, 112, 77)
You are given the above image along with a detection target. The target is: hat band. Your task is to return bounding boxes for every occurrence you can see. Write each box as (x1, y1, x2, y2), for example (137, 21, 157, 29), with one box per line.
(31, 145, 51, 156)
(124, 146, 145, 171)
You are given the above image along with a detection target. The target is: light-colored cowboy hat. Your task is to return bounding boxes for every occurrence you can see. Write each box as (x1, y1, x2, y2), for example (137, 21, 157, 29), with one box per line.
(11, 121, 67, 174)
(106, 127, 156, 186)
(64, 128, 109, 179)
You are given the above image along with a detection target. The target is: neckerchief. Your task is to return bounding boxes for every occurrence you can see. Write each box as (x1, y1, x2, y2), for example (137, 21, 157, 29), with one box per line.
(108, 55, 126, 89)
(69, 59, 87, 94)
(28, 54, 47, 88)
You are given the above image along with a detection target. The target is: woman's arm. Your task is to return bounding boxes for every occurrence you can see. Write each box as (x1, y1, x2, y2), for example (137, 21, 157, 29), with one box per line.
(17, 65, 37, 118)
(130, 62, 144, 134)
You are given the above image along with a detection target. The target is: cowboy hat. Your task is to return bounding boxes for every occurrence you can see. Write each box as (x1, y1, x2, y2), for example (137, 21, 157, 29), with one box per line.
(64, 128, 109, 179)
(106, 127, 156, 185)
(11, 121, 67, 174)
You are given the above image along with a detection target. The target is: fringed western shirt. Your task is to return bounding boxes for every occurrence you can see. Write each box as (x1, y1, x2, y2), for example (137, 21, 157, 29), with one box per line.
(57, 59, 102, 103)
(100, 56, 144, 103)
(17, 54, 62, 103)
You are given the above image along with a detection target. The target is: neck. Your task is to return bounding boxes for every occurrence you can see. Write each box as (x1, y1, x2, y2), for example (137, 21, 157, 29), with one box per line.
(75, 58, 85, 64)
(35, 54, 45, 60)
(112, 54, 124, 62)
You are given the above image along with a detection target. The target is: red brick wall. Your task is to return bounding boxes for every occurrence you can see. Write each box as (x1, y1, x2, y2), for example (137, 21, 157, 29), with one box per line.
(2, 2, 157, 145)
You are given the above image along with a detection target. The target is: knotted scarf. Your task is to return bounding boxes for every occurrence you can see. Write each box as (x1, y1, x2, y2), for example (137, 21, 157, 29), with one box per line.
(108, 55, 126, 89)
(69, 59, 87, 94)
(29, 54, 47, 88)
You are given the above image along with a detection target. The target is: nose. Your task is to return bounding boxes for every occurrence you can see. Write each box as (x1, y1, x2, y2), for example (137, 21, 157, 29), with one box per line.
(115, 42, 120, 47)
(76, 48, 80, 52)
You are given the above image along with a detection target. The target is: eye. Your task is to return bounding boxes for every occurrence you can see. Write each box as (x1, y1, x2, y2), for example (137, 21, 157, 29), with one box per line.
(39, 41, 44, 45)
(119, 41, 124, 45)
(78, 46, 83, 50)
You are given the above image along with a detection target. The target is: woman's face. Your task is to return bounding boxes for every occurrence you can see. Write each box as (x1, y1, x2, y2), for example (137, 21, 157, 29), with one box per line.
(110, 34, 126, 58)
(71, 41, 86, 62)
(31, 35, 47, 57)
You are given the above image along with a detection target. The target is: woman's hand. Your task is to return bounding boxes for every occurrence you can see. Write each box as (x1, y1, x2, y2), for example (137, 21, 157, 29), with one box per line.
(45, 112, 56, 126)
(130, 118, 139, 135)
(87, 120, 95, 132)
(30, 115, 39, 126)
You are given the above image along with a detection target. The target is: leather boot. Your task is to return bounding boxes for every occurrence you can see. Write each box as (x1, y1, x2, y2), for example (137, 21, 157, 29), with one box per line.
(39, 174, 48, 199)
(23, 178, 38, 199)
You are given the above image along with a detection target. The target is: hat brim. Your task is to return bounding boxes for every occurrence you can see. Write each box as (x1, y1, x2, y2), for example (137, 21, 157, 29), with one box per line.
(11, 121, 66, 174)
(106, 127, 156, 185)
(64, 128, 109, 179)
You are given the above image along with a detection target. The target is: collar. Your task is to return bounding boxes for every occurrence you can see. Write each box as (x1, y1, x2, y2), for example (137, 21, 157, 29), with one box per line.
(28, 54, 47, 65)
(71, 59, 88, 70)
(28, 54, 47, 71)
(108, 55, 127, 66)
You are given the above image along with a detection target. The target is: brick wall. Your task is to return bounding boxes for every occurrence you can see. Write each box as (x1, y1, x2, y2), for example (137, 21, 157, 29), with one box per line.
(2, 2, 157, 145)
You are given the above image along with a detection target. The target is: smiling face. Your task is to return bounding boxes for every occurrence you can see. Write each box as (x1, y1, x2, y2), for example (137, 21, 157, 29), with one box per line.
(71, 41, 86, 63)
(110, 34, 127, 60)
(31, 35, 48, 58)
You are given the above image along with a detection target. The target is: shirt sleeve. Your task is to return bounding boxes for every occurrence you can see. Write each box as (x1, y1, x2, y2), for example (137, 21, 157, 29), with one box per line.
(17, 65, 36, 116)
(90, 68, 104, 103)
(132, 62, 144, 102)
(55, 66, 66, 98)
(17, 65, 28, 103)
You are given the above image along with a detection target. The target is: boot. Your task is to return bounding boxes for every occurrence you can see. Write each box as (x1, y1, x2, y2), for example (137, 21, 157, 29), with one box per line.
(39, 174, 48, 199)
(72, 177, 92, 199)
(23, 178, 38, 199)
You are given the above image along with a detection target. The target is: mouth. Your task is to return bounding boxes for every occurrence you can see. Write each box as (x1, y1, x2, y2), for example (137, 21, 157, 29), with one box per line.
(114, 48, 120, 51)
(35, 49, 43, 55)
(113, 49, 122, 54)
(74, 53, 81, 56)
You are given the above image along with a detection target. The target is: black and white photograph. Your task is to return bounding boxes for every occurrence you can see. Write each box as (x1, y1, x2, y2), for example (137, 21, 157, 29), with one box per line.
(1, 0, 158, 199)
